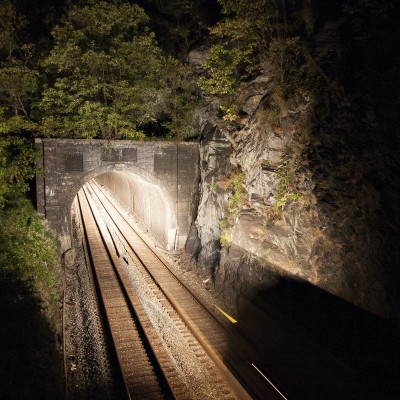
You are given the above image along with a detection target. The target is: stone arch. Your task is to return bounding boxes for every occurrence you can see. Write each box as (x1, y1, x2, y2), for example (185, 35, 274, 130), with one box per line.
(36, 138, 199, 252)
(64, 164, 177, 250)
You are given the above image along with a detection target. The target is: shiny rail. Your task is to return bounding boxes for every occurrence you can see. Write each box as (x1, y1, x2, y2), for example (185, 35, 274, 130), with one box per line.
(79, 182, 250, 399)
(78, 187, 171, 399)
(87, 179, 286, 400)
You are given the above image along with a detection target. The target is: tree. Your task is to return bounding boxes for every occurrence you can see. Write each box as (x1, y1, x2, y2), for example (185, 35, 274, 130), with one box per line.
(199, 0, 314, 103)
(0, 108, 37, 208)
(0, 66, 38, 116)
(38, 0, 184, 140)
(150, 0, 219, 55)
(0, 1, 38, 118)
(0, 2, 39, 207)
(199, 0, 281, 97)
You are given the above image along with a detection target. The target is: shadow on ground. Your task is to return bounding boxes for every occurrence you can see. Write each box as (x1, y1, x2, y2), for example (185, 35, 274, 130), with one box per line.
(0, 271, 63, 399)
(226, 278, 400, 400)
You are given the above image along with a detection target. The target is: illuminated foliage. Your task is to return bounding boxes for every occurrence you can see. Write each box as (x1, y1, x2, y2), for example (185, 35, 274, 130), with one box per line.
(200, 0, 316, 105)
(39, 1, 169, 139)
(0, 194, 59, 292)
(0, 66, 38, 116)
(199, 0, 281, 96)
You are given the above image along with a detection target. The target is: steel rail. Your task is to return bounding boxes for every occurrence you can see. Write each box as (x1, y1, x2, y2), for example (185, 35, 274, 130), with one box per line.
(78, 187, 169, 399)
(88, 179, 285, 400)
(84, 185, 244, 399)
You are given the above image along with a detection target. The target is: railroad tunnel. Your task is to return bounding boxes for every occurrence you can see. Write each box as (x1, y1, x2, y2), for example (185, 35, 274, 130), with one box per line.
(93, 170, 178, 250)
(36, 139, 199, 252)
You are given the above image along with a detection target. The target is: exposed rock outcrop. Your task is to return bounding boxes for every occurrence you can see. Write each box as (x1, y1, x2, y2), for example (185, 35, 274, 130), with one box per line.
(187, 56, 399, 321)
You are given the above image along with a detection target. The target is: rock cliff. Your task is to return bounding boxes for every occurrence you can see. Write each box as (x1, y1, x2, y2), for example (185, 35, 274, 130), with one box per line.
(186, 44, 400, 321)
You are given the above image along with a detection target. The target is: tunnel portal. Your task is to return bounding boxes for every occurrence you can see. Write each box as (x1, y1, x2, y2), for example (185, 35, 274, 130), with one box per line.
(35, 139, 199, 251)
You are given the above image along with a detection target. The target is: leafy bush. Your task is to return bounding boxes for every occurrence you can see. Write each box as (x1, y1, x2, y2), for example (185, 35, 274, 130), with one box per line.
(199, 43, 255, 96)
(0, 108, 38, 208)
(0, 195, 62, 398)
(38, 1, 198, 140)
(218, 172, 246, 247)
(160, 57, 199, 140)
(0, 194, 60, 298)
(199, 0, 316, 115)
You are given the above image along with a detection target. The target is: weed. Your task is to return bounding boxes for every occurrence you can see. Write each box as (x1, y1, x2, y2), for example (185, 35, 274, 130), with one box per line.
(274, 156, 302, 210)
(219, 218, 228, 229)
(230, 172, 246, 212)
(220, 230, 232, 247)
(217, 172, 246, 247)
(211, 183, 218, 193)
(220, 104, 240, 122)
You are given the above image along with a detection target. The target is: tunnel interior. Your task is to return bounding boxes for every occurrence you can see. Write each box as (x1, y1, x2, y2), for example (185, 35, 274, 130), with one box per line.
(35, 139, 199, 253)
(81, 170, 178, 250)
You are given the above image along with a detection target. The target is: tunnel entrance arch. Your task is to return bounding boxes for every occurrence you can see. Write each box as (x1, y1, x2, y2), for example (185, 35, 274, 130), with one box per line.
(93, 169, 178, 249)
(35, 139, 199, 252)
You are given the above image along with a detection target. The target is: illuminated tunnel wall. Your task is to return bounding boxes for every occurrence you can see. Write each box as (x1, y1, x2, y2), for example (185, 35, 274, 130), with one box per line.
(35, 139, 199, 252)
(95, 171, 177, 249)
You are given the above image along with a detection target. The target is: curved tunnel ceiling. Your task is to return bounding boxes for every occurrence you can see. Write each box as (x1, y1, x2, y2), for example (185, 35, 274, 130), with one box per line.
(95, 170, 178, 250)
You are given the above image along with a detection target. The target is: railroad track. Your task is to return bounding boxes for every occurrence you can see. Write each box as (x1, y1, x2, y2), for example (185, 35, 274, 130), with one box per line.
(78, 187, 169, 399)
(76, 176, 379, 400)
(78, 181, 253, 399)
(83, 179, 288, 400)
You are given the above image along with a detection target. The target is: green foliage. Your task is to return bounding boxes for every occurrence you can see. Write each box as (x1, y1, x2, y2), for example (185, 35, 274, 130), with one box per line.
(219, 230, 232, 246)
(0, 7, 62, 388)
(219, 217, 228, 228)
(199, 43, 255, 96)
(274, 156, 302, 210)
(160, 57, 199, 140)
(220, 104, 239, 121)
(219, 217, 231, 246)
(200, 0, 316, 113)
(0, 0, 199, 140)
(199, 0, 280, 97)
(38, 1, 169, 139)
(0, 1, 39, 119)
(0, 66, 39, 116)
(0, 194, 60, 297)
(230, 171, 245, 211)
(0, 193, 62, 396)
(217, 172, 246, 247)
(0, 109, 38, 208)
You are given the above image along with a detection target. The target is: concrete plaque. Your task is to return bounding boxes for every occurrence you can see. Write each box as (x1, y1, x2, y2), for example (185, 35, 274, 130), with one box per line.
(101, 148, 120, 162)
(64, 154, 83, 171)
(154, 152, 172, 172)
(122, 148, 137, 162)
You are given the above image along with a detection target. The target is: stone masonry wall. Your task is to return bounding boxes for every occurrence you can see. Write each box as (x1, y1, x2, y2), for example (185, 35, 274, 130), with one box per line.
(36, 139, 199, 252)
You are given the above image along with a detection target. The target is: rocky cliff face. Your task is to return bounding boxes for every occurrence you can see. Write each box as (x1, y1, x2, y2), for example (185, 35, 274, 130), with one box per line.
(186, 47, 399, 321)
